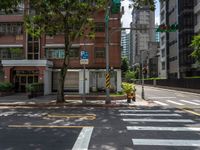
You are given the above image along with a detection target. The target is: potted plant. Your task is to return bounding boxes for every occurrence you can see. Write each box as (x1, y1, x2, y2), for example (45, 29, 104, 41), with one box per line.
(121, 82, 136, 103)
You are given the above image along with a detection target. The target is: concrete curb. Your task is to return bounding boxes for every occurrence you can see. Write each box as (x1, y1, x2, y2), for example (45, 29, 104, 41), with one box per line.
(0, 94, 151, 108)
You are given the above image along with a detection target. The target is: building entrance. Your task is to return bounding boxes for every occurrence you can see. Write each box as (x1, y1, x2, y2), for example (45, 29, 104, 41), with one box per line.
(14, 70, 39, 92)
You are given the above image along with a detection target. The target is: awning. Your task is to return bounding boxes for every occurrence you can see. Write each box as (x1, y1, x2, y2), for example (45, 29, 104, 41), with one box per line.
(0, 44, 23, 48)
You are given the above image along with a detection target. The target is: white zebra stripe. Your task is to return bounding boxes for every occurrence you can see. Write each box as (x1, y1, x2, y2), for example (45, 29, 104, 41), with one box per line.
(154, 101, 168, 106)
(132, 139, 200, 146)
(119, 110, 171, 113)
(127, 126, 200, 131)
(180, 100, 200, 106)
(122, 119, 194, 122)
(167, 100, 184, 106)
(120, 113, 181, 117)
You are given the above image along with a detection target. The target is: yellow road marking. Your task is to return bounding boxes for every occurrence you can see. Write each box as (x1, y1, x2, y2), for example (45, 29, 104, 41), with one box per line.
(47, 114, 96, 120)
(8, 125, 93, 128)
(181, 108, 200, 117)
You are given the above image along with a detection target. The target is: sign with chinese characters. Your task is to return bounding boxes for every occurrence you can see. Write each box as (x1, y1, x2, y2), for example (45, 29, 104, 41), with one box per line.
(80, 51, 89, 65)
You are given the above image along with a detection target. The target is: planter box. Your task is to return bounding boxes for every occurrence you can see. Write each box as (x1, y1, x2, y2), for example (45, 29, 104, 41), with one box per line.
(0, 90, 14, 97)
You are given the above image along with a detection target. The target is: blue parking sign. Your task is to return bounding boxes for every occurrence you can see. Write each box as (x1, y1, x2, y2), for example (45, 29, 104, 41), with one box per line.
(81, 51, 89, 59)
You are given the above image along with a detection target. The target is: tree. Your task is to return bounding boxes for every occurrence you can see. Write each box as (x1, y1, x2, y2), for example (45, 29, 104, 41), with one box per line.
(190, 34, 200, 64)
(121, 57, 129, 77)
(0, 0, 106, 103)
(132, 0, 156, 10)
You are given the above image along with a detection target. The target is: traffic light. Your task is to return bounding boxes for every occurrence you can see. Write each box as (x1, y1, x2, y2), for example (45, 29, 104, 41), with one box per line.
(156, 24, 178, 32)
(111, 0, 120, 14)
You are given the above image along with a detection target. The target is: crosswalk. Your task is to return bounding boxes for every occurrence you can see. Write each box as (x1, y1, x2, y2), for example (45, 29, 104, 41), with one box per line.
(119, 108, 200, 149)
(152, 99, 200, 107)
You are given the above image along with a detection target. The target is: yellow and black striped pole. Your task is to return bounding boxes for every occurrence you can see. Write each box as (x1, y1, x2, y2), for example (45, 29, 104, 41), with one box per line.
(105, 73, 110, 88)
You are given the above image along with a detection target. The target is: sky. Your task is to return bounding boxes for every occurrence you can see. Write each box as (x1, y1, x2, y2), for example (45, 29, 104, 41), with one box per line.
(121, 0, 160, 28)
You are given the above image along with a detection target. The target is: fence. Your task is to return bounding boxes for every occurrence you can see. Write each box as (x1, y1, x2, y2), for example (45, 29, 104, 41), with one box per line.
(143, 78, 200, 89)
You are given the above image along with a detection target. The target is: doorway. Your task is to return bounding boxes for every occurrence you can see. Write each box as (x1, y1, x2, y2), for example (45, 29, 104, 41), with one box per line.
(14, 71, 39, 92)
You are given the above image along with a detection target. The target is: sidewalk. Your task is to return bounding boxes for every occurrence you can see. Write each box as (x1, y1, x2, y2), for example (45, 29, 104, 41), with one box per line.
(0, 93, 151, 107)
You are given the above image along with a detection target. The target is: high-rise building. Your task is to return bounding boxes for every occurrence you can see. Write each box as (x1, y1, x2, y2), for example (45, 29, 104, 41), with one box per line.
(0, 1, 122, 94)
(130, 6, 155, 69)
(121, 30, 130, 59)
(159, 0, 199, 79)
(194, 0, 200, 34)
(155, 24, 160, 42)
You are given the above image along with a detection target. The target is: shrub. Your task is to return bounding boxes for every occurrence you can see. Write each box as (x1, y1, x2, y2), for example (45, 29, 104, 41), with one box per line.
(121, 82, 136, 94)
(0, 82, 14, 92)
(26, 83, 44, 93)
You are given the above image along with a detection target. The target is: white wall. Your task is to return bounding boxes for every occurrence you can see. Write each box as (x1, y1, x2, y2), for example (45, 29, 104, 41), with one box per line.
(44, 68, 52, 95)
(79, 69, 89, 94)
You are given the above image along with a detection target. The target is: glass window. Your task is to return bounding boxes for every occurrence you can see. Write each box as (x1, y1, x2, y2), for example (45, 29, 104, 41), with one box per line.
(95, 47, 105, 58)
(46, 48, 65, 59)
(69, 48, 79, 58)
(162, 61, 166, 70)
(95, 22, 105, 32)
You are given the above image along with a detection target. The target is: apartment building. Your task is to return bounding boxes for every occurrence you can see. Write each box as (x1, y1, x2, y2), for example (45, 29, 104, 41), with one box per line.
(159, 0, 199, 79)
(0, 1, 122, 94)
(130, 6, 155, 70)
(159, 0, 168, 78)
(195, 0, 200, 34)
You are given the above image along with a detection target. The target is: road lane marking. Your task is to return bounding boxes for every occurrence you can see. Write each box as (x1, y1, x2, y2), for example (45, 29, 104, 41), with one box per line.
(148, 97, 176, 99)
(154, 101, 168, 106)
(193, 100, 200, 103)
(47, 114, 96, 120)
(72, 127, 93, 150)
(182, 108, 200, 117)
(8, 125, 93, 128)
(122, 119, 194, 122)
(127, 126, 200, 131)
(180, 100, 200, 106)
(167, 100, 184, 106)
(120, 113, 181, 116)
(119, 110, 171, 112)
(132, 139, 200, 146)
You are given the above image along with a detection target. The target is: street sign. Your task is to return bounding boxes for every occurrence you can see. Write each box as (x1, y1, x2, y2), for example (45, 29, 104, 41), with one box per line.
(80, 51, 89, 65)
(81, 51, 89, 59)
(80, 59, 89, 65)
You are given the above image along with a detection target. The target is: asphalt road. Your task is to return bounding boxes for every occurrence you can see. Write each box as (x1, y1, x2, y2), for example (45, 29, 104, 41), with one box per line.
(0, 106, 200, 150)
(136, 85, 200, 109)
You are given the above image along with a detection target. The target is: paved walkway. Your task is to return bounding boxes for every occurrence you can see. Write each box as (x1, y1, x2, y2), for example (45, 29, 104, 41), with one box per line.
(0, 93, 150, 107)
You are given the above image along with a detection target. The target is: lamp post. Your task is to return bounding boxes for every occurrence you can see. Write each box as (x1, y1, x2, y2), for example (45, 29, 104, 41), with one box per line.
(140, 50, 148, 99)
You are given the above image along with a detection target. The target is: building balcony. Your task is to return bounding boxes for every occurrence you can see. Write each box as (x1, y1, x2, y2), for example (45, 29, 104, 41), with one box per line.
(195, 22, 200, 33)
(194, 2, 200, 14)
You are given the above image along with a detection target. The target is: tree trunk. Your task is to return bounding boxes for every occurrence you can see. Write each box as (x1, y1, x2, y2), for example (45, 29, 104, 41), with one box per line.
(56, 67, 67, 103)
(56, 20, 70, 103)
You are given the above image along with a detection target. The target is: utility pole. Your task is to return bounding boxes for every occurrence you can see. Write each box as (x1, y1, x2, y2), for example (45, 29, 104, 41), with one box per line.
(105, 0, 111, 104)
(105, 0, 120, 104)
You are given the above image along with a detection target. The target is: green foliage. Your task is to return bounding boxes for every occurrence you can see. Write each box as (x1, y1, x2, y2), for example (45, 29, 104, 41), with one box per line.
(23, 0, 106, 39)
(121, 57, 129, 77)
(132, 0, 156, 11)
(125, 70, 135, 81)
(0, 0, 22, 14)
(26, 83, 43, 93)
(9, 48, 22, 54)
(0, 82, 14, 92)
(121, 82, 136, 94)
(190, 34, 200, 63)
